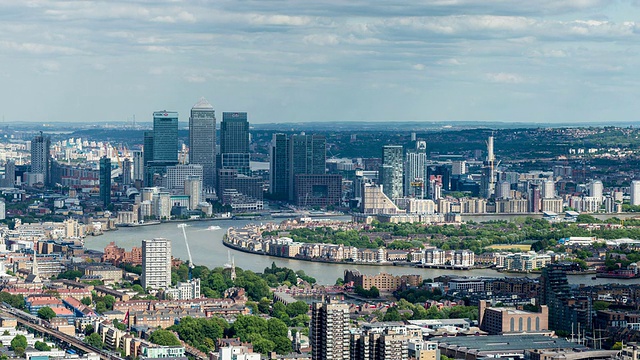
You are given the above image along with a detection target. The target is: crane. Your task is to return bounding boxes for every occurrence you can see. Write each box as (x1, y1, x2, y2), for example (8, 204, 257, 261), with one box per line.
(178, 223, 195, 280)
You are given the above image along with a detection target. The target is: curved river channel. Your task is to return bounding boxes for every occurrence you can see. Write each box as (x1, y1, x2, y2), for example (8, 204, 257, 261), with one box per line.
(84, 219, 640, 286)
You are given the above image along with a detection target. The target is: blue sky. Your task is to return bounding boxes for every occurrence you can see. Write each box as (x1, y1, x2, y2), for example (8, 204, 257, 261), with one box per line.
(1, 0, 640, 124)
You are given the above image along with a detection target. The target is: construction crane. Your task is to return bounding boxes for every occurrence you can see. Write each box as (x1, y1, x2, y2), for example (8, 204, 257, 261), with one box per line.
(178, 223, 195, 280)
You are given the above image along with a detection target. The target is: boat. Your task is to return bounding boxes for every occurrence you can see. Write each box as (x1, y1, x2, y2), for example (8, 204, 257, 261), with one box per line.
(592, 276, 597, 280)
(207, 225, 222, 231)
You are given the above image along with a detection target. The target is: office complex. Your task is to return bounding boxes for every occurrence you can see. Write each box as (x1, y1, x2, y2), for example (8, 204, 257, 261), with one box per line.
(542, 180, 555, 199)
(220, 112, 250, 175)
(293, 174, 342, 207)
(269, 133, 290, 199)
(311, 298, 350, 360)
(144, 111, 179, 186)
(588, 180, 603, 202)
(133, 150, 144, 182)
(404, 141, 427, 198)
(631, 180, 640, 206)
(165, 164, 203, 191)
(189, 98, 216, 190)
(380, 145, 404, 200)
(289, 134, 327, 201)
(141, 238, 172, 289)
(31, 132, 51, 186)
(99, 156, 111, 207)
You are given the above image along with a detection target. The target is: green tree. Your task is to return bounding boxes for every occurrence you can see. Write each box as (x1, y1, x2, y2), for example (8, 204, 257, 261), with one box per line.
(37, 306, 57, 321)
(612, 342, 623, 350)
(149, 329, 181, 346)
(10, 335, 27, 351)
(383, 307, 402, 321)
(57, 270, 83, 280)
(34, 341, 51, 351)
(84, 324, 95, 335)
(286, 301, 309, 317)
(81, 297, 92, 306)
(85, 332, 104, 349)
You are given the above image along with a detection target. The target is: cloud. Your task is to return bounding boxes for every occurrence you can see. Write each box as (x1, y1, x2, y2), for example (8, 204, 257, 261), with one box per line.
(485, 72, 526, 84)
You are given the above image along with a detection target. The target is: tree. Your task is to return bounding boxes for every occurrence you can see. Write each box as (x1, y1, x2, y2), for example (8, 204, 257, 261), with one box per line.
(84, 324, 95, 336)
(149, 329, 181, 346)
(85, 332, 103, 349)
(34, 341, 51, 351)
(57, 270, 83, 280)
(258, 298, 271, 314)
(37, 307, 57, 321)
(81, 297, 92, 306)
(383, 307, 402, 321)
(286, 301, 309, 317)
(612, 342, 623, 350)
(10, 335, 27, 351)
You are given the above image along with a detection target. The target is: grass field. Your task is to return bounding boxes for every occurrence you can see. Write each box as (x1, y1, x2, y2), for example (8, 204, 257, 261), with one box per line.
(486, 244, 532, 251)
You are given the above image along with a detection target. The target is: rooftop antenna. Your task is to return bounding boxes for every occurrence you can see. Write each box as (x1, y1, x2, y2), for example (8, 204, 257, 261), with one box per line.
(178, 223, 194, 280)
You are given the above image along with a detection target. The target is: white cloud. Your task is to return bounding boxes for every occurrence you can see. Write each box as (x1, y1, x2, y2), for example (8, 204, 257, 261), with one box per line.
(486, 72, 526, 84)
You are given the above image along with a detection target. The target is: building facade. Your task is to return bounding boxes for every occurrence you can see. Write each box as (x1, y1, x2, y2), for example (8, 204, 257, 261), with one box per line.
(189, 98, 216, 190)
(311, 299, 350, 360)
(141, 238, 172, 290)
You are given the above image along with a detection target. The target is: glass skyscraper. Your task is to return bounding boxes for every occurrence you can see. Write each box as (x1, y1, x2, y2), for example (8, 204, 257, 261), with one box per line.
(220, 112, 250, 175)
(189, 98, 216, 190)
(152, 111, 179, 162)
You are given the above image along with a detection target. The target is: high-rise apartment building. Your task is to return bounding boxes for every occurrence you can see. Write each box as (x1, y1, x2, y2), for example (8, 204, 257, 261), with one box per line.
(141, 238, 172, 289)
(184, 175, 202, 210)
(99, 156, 111, 207)
(631, 180, 640, 206)
(588, 180, 603, 202)
(31, 132, 51, 186)
(311, 298, 350, 360)
(122, 158, 132, 186)
(1, 161, 15, 188)
(451, 160, 466, 176)
(269, 134, 290, 199)
(380, 145, 403, 200)
(404, 141, 427, 198)
(542, 180, 555, 199)
(189, 98, 216, 190)
(133, 150, 144, 182)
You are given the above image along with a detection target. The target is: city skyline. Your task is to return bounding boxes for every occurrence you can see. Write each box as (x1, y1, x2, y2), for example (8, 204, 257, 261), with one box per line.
(2, 1, 640, 124)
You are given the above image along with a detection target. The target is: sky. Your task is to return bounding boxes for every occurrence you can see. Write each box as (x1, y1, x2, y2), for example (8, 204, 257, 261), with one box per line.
(2, 0, 640, 124)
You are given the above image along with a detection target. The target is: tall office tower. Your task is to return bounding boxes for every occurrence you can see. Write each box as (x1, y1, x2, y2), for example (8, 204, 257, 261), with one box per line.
(145, 111, 179, 186)
(1, 161, 15, 188)
(184, 175, 202, 210)
(588, 180, 603, 202)
(496, 180, 511, 199)
(451, 160, 466, 176)
(133, 150, 144, 182)
(143, 132, 154, 166)
(380, 145, 403, 200)
(220, 112, 250, 175)
(99, 157, 111, 207)
(404, 141, 427, 198)
(631, 180, 640, 206)
(153, 111, 179, 162)
(269, 134, 290, 199)
(529, 183, 541, 213)
(289, 134, 326, 201)
(141, 238, 172, 289)
(311, 298, 350, 360)
(542, 180, 555, 199)
(189, 98, 216, 190)
(122, 158, 132, 186)
(480, 135, 496, 198)
(31, 132, 51, 186)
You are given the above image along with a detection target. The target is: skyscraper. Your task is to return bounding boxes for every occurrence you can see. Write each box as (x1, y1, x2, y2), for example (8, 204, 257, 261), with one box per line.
(380, 145, 403, 200)
(133, 150, 144, 182)
(142, 238, 172, 289)
(588, 180, 603, 202)
(311, 298, 350, 360)
(145, 111, 179, 186)
(99, 156, 111, 207)
(122, 158, 132, 186)
(289, 134, 326, 201)
(220, 112, 250, 175)
(542, 180, 555, 199)
(152, 111, 179, 162)
(480, 135, 496, 198)
(404, 141, 427, 198)
(189, 98, 216, 190)
(184, 175, 202, 210)
(31, 132, 51, 186)
(269, 133, 290, 199)
(631, 180, 640, 206)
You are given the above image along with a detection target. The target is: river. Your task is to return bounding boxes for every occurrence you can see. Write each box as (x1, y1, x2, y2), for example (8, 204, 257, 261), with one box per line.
(84, 219, 640, 287)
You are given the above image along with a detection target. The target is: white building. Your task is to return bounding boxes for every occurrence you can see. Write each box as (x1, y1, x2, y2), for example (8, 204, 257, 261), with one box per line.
(164, 278, 201, 300)
(452, 250, 474, 267)
(184, 175, 202, 210)
(213, 346, 260, 360)
(153, 192, 171, 219)
(141, 238, 172, 290)
(631, 180, 640, 206)
(542, 180, 555, 199)
(165, 164, 203, 192)
(588, 180, 603, 202)
(451, 160, 466, 176)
